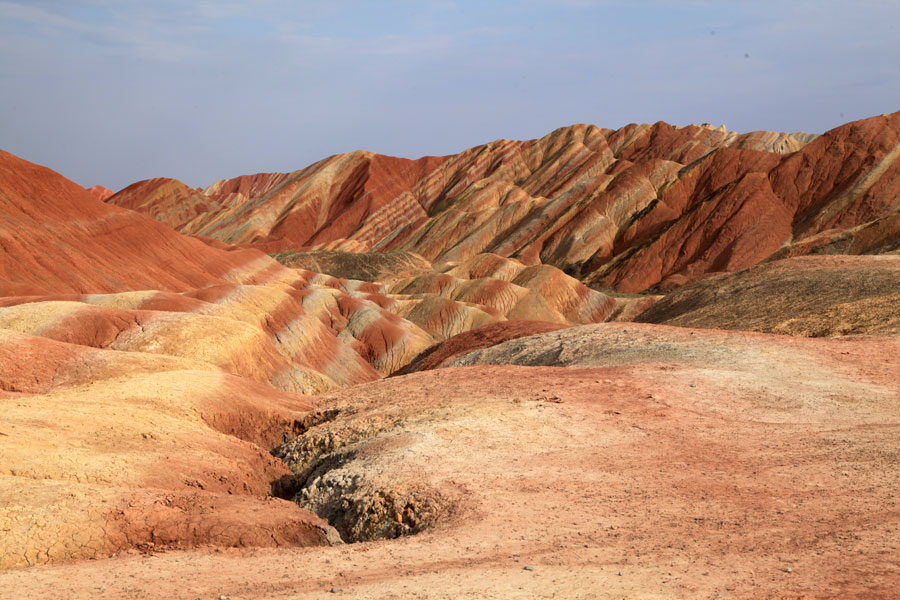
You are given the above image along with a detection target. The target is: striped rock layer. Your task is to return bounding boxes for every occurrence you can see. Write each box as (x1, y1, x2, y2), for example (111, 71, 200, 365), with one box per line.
(109, 111, 900, 293)
(2, 112, 900, 583)
(0, 146, 638, 567)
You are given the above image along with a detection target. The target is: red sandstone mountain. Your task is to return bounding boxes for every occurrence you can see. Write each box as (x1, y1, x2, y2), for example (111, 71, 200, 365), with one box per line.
(0, 149, 269, 295)
(85, 184, 113, 202)
(107, 112, 900, 293)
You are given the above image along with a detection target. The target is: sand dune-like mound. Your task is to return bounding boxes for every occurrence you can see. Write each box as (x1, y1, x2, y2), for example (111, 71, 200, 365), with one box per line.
(0, 331, 342, 568)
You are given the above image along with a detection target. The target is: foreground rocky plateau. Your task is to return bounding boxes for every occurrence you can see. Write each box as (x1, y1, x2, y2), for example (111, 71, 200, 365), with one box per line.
(1, 112, 899, 599)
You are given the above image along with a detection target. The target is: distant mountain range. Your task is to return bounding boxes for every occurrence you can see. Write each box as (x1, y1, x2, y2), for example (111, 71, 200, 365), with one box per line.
(107, 112, 900, 293)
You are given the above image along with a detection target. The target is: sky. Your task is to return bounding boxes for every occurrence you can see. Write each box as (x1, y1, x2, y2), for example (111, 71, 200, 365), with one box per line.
(1, 1, 899, 191)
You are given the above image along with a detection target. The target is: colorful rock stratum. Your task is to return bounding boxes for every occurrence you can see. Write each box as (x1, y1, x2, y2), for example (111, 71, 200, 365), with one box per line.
(1, 112, 899, 599)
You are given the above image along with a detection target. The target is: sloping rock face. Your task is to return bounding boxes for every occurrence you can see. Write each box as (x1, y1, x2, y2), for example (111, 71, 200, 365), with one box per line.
(108, 112, 900, 293)
(635, 255, 900, 336)
(108, 178, 212, 230)
(0, 150, 273, 295)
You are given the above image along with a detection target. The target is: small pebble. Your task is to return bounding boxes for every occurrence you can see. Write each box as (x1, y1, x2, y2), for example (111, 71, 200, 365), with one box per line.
(219, 596, 228, 600)
(618, 572, 623, 576)
(330, 588, 342, 593)
(784, 568, 792, 573)
(523, 566, 534, 571)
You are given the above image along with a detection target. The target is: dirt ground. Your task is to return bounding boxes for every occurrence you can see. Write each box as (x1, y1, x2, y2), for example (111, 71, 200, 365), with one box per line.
(3, 324, 898, 599)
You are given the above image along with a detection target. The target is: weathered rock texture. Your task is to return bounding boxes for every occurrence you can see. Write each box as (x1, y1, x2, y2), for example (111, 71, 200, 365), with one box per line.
(0, 331, 340, 568)
(0, 150, 272, 295)
(0, 152, 628, 393)
(85, 185, 113, 202)
(636, 254, 900, 336)
(271, 249, 433, 283)
(109, 111, 900, 292)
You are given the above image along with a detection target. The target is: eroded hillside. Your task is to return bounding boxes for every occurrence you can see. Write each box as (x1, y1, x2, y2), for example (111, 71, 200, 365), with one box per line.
(109, 112, 900, 292)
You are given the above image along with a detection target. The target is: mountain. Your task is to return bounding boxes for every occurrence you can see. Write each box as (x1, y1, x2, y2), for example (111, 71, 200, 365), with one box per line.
(2, 112, 900, 599)
(0, 149, 270, 295)
(85, 185, 113, 202)
(108, 112, 900, 293)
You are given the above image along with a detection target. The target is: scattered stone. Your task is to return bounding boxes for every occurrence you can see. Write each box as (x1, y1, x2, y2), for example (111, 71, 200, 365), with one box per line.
(330, 587, 342, 593)
(523, 566, 534, 571)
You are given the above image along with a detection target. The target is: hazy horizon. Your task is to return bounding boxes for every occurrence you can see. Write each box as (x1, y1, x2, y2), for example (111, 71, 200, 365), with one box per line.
(1, 0, 899, 191)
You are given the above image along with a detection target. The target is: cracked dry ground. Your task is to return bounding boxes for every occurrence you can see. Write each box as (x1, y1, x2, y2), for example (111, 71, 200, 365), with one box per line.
(2, 323, 899, 599)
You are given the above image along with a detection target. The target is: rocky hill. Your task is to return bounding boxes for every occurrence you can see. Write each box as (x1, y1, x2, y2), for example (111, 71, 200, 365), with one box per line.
(635, 254, 900, 336)
(108, 112, 900, 292)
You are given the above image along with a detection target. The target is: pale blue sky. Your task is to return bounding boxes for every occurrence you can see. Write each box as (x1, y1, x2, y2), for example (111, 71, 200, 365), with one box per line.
(1, 0, 899, 190)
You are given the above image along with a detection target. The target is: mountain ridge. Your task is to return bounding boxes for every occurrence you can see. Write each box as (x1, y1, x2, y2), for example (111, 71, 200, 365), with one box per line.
(106, 112, 900, 293)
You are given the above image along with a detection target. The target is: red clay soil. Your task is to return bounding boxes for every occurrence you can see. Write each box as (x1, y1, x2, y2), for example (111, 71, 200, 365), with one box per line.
(86, 185, 113, 202)
(102, 491, 336, 554)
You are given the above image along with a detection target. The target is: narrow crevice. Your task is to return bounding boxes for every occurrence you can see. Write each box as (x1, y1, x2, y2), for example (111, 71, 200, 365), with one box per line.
(267, 408, 341, 500)
(270, 416, 448, 544)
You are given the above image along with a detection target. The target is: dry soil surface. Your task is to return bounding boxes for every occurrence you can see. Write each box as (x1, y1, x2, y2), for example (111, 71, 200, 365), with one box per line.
(2, 323, 899, 599)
